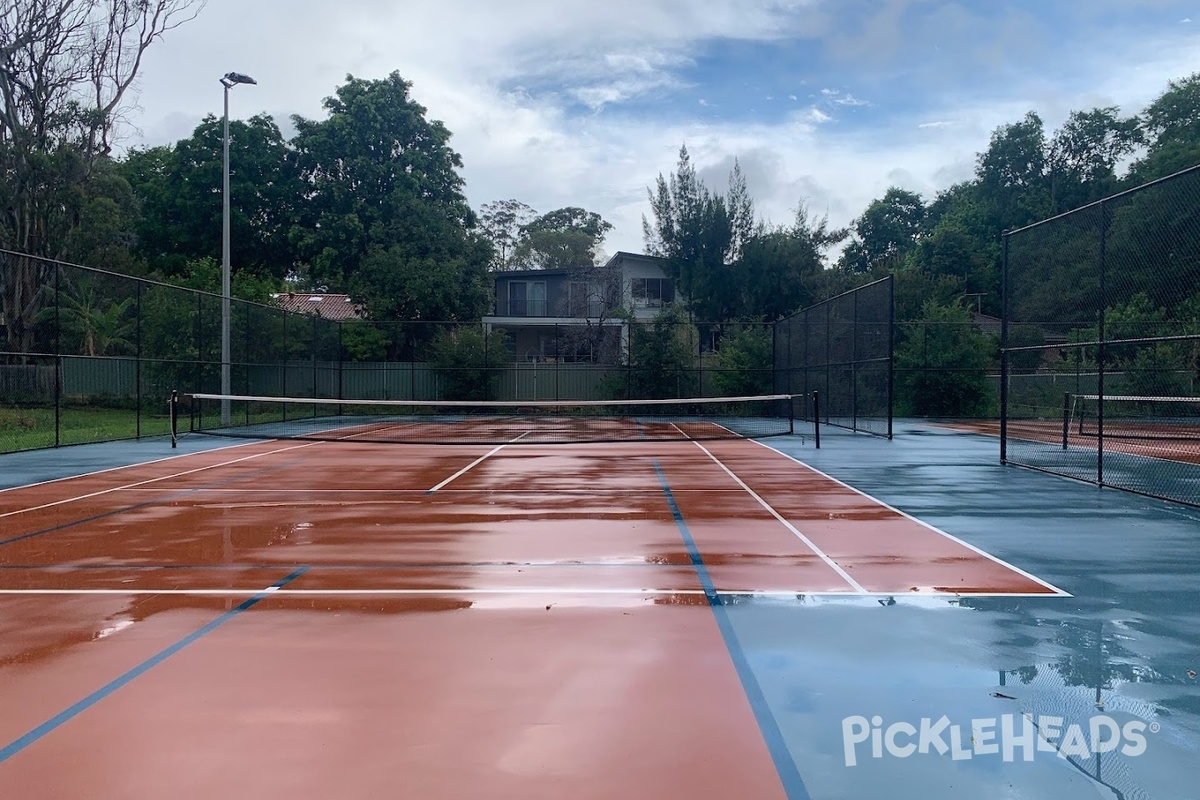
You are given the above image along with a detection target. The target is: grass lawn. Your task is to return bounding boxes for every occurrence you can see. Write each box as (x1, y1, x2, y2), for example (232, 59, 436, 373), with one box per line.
(0, 406, 171, 453)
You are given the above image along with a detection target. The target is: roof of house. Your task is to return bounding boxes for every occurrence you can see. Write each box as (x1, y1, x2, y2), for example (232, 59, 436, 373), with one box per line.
(272, 292, 363, 321)
(491, 252, 667, 279)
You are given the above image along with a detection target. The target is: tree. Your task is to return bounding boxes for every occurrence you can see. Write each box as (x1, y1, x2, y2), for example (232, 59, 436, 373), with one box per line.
(1047, 108, 1141, 211)
(39, 274, 136, 357)
(741, 204, 846, 321)
(478, 199, 536, 270)
(643, 145, 735, 321)
(427, 326, 509, 401)
(511, 206, 612, 270)
(976, 111, 1052, 231)
(712, 325, 773, 396)
(123, 114, 302, 281)
(838, 187, 925, 273)
(0, 0, 203, 353)
(617, 306, 698, 400)
(290, 72, 479, 300)
(1131, 73, 1200, 180)
(896, 300, 995, 417)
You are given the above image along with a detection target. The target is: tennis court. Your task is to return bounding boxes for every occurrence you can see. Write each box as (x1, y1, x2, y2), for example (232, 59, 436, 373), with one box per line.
(1, 404, 1198, 799)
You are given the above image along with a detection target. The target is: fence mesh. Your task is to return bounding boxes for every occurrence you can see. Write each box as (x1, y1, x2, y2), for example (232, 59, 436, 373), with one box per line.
(1002, 164, 1200, 507)
(1, 251, 788, 453)
(773, 275, 894, 437)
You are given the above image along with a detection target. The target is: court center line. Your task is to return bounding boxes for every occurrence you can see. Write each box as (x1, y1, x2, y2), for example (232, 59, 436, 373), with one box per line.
(426, 431, 531, 493)
(652, 459, 811, 800)
(685, 439, 868, 595)
(0, 440, 325, 521)
(747, 438, 1072, 597)
(0, 567, 308, 765)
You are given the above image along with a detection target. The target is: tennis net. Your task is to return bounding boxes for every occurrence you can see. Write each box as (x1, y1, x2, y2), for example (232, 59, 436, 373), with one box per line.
(174, 393, 800, 445)
(1069, 394, 1200, 442)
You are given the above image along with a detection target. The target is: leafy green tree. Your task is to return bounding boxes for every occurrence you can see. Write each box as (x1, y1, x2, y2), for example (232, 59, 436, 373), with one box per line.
(123, 114, 302, 281)
(839, 187, 925, 273)
(741, 205, 846, 320)
(428, 327, 509, 400)
(512, 207, 613, 270)
(713, 325, 773, 396)
(0, 0, 203, 354)
(1132, 73, 1200, 180)
(351, 238, 491, 323)
(1047, 108, 1142, 211)
(60, 159, 142, 275)
(290, 72, 480, 305)
(619, 307, 698, 399)
(973, 111, 1057, 239)
(39, 275, 136, 357)
(896, 300, 995, 417)
(479, 199, 537, 270)
(643, 145, 736, 321)
(340, 321, 392, 362)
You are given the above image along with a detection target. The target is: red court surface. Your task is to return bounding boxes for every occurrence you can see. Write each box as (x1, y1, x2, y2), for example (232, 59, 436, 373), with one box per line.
(0, 436, 1066, 799)
(947, 418, 1200, 465)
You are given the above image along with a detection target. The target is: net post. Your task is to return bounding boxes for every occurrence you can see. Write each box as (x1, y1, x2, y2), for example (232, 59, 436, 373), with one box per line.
(1062, 392, 1070, 450)
(169, 390, 178, 448)
(788, 394, 794, 436)
(812, 390, 821, 449)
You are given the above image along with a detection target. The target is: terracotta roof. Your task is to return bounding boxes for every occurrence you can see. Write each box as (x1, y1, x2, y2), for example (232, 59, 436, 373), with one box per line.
(272, 292, 363, 321)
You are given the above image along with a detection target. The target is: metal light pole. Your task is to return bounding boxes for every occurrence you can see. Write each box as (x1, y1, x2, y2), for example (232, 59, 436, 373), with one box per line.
(220, 71, 256, 425)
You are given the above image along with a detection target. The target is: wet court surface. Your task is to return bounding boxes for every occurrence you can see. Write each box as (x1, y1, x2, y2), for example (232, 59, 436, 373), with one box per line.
(1, 424, 1198, 799)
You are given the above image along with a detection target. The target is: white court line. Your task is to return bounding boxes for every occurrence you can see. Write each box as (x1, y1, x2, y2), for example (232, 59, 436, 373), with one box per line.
(0, 587, 1065, 598)
(0, 438, 267, 497)
(0, 440, 324, 521)
(747, 438, 1073, 597)
(426, 431, 531, 493)
(681, 437, 868, 594)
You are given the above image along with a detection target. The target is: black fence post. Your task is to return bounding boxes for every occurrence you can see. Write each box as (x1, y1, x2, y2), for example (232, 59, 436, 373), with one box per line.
(1000, 233, 1010, 463)
(54, 261, 61, 447)
(887, 274, 895, 440)
(852, 289, 859, 432)
(1097, 200, 1108, 487)
(1061, 392, 1071, 450)
(136, 281, 142, 440)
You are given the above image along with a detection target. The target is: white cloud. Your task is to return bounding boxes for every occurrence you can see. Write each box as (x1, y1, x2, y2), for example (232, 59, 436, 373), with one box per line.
(121, 0, 1200, 257)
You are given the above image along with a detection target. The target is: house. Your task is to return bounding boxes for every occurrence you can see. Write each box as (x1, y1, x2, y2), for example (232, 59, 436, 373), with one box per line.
(271, 292, 363, 322)
(482, 252, 677, 362)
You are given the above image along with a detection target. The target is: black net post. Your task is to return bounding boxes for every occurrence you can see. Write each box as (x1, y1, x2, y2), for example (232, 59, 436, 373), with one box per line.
(169, 390, 178, 448)
(812, 391, 821, 449)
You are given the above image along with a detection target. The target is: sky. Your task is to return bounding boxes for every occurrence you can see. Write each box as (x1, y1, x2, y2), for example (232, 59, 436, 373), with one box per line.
(123, 0, 1200, 256)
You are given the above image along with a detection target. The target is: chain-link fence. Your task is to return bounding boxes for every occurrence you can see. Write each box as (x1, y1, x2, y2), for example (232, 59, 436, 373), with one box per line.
(1001, 164, 1200, 507)
(894, 321, 1001, 419)
(1, 251, 782, 453)
(773, 275, 894, 437)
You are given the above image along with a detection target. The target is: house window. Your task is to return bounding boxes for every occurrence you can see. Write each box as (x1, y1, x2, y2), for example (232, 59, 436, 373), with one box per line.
(507, 281, 547, 316)
(529, 281, 546, 316)
(632, 278, 675, 308)
(568, 282, 596, 317)
(508, 281, 527, 316)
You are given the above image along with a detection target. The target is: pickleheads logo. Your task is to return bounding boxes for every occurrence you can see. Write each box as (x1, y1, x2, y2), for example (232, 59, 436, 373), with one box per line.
(841, 713, 1155, 767)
